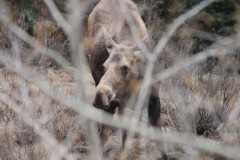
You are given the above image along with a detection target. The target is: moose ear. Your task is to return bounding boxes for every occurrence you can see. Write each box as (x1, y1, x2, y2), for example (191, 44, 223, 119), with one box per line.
(133, 51, 144, 62)
(132, 35, 155, 52)
(101, 27, 116, 54)
(142, 35, 155, 51)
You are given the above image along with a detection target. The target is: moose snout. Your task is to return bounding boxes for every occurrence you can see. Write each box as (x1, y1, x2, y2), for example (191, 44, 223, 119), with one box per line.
(93, 85, 113, 109)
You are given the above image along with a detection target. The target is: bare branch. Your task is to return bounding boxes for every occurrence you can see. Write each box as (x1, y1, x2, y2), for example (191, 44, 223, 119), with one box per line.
(0, 94, 75, 160)
(134, 0, 218, 118)
(153, 0, 216, 57)
(0, 0, 239, 159)
(0, 16, 71, 69)
(43, 0, 71, 34)
(1, 51, 240, 159)
(153, 34, 240, 83)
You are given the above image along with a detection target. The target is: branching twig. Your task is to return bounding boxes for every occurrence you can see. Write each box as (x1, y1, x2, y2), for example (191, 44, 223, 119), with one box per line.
(134, 0, 217, 116)
(153, 34, 240, 83)
(43, 0, 71, 34)
(0, 0, 240, 159)
(1, 51, 240, 159)
(0, 94, 75, 160)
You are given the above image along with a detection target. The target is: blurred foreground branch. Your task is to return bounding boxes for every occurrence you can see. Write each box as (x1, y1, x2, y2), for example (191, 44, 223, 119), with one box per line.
(0, 50, 240, 159)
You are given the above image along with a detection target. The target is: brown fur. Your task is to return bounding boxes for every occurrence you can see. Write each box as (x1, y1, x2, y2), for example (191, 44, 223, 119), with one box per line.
(87, 0, 160, 149)
(86, 0, 148, 85)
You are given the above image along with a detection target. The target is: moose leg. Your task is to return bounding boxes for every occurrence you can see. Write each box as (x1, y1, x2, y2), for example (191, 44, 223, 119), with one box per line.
(148, 94, 167, 157)
(117, 106, 127, 150)
(99, 99, 119, 145)
(148, 94, 161, 127)
(122, 130, 127, 149)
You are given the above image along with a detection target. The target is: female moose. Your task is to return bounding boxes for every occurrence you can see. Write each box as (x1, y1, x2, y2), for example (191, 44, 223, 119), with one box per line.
(86, 0, 160, 148)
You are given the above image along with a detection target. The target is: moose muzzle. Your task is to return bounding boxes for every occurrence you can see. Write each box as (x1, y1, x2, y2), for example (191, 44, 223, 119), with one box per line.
(93, 85, 115, 109)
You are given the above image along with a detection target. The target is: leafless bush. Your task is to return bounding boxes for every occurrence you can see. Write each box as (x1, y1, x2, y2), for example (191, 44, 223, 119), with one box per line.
(0, 0, 239, 159)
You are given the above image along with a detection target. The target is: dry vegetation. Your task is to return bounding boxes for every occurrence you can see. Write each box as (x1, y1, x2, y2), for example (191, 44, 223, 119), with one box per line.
(0, 0, 240, 160)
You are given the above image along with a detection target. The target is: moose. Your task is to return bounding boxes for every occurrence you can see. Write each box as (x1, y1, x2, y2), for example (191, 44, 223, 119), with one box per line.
(86, 0, 161, 148)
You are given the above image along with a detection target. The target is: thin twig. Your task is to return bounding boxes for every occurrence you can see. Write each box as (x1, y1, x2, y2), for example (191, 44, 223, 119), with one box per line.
(133, 0, 217, 124)
(43, 0, 71, 34)
(0, 94, 75, 160)
(1, 51, 240, 159)
(153, 34, 240, 83)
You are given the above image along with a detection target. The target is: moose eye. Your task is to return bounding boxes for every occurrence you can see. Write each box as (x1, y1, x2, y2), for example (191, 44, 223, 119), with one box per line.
(121, 65, 129, 75)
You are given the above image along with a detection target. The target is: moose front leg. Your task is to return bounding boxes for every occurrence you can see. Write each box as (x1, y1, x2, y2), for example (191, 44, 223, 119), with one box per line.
(148, 94, 171, 158)
(148, 94, 161, 127)
(117, 105, 128, 150)
(99, 99, 119, 145)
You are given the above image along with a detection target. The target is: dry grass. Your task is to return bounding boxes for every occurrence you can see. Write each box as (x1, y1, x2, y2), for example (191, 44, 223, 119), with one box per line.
(0, 67, 80, 159)
(0, 65, 239, 159)
(0, 0, 240, 159)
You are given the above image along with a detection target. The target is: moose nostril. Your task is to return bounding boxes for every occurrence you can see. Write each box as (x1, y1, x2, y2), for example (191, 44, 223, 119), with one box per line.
(93, 92, 103, 108)
(107, 94, 112, 102)
(121, 65, 129, 75)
